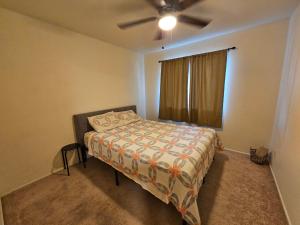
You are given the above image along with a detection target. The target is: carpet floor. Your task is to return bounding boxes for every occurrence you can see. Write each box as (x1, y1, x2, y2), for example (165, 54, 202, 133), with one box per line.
(2, 150, 288, 225)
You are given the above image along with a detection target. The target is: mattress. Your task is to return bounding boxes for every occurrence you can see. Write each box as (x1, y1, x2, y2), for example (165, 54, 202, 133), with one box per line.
(84, 119, 220, 225)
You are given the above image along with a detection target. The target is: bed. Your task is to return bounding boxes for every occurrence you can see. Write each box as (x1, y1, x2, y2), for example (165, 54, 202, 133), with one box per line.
(73, 105, 222, 225)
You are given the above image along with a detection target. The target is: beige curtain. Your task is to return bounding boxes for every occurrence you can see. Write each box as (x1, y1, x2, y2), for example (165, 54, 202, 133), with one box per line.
(159, 58, 189, 122)
(189, 50, 228, 128)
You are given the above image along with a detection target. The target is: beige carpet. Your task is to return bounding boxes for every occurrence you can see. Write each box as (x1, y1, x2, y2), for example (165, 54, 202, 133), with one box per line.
(2, 151, 288, 225)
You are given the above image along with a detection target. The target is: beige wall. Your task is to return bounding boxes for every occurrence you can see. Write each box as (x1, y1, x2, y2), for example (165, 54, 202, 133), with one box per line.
(270, 4, 300, 225)
(144, 20, 288, 153)
(0, 8, 146, 196)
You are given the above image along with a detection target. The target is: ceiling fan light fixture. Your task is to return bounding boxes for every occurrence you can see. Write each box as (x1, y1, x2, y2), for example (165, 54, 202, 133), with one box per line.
(158, 15, 177, 31)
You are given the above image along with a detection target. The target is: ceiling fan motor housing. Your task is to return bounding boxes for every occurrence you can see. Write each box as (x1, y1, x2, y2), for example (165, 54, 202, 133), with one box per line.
(117, 0, 210, 40)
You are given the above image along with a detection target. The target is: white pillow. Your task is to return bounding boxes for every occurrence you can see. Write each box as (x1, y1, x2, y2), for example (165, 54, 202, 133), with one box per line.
(88, 112, 122, 132)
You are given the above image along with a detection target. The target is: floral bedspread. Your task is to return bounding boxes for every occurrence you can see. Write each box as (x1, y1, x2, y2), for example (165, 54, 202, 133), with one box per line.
(85, 119, 221, 225)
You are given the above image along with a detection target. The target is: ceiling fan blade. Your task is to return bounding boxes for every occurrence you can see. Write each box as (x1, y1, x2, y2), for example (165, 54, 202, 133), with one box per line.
(153, 29, 163, 40)
(164, 0, 174, 5)
(178, 0, 203, 10)
(118, 16, 158, 29)
(178, 14, 210, 28)
(145, 0, 163, 10)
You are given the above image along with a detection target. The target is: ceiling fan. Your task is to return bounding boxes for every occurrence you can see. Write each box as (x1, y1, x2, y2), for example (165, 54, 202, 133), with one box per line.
(117, 0, 210, 40)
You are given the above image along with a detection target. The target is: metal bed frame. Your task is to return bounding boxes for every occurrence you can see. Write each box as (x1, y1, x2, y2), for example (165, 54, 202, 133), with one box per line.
(73, 105, 188, 225)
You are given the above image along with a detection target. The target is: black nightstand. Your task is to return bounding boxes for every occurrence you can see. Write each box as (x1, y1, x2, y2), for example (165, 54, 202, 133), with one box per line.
(61, 143, 86, 176)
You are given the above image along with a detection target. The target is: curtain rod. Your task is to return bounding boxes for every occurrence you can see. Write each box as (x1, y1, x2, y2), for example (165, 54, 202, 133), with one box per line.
(158, 47, 237, 63)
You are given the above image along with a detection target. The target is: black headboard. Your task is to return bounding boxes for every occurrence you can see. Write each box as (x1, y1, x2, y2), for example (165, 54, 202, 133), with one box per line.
(73, 105, 137, 148)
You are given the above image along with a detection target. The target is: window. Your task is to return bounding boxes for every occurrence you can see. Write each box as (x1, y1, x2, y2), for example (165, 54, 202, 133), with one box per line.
(159, 50, 228, 128)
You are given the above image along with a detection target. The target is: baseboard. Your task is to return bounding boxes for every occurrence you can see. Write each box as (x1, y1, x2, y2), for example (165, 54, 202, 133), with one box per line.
(51, 166, 64, 174)
(0, 157, 85, 198)
(1, 170, 57, 198)
(1, 165, 68, 198)
(224, 147, 250, 155)
(0, 198, 4, 225)
(0, 171, 59, 225)
(225, 148, 291, 224)
(269, 165, 292, 225)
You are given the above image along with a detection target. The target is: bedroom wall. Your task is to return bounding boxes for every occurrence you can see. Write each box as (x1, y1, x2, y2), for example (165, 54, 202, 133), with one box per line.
(0, 7, 146, 196)
(144, 20, 288, 153)
(270, 4, 300, 225)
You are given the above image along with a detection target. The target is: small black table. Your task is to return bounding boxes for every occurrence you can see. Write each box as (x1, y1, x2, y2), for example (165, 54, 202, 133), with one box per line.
(61, 143, 86, 176)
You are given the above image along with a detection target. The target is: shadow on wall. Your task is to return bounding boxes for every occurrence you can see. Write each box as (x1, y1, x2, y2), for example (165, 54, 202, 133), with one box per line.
(77, 151, 228, 225)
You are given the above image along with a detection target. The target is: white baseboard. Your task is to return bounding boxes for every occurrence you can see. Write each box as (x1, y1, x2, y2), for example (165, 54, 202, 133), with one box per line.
(1, 171, 56, 198)
(269, 165, 292, 225)
(0, 198, 4, 225)
(1, 165, 66, 198)
(0, 157, 84, 197)
(225, 148, 291, 224)
(0, 159, 85, 225)
(224, 147, 250, 155)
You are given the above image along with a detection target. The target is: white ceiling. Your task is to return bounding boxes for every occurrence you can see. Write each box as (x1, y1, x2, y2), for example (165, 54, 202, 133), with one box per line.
(0, 0, 299, 52)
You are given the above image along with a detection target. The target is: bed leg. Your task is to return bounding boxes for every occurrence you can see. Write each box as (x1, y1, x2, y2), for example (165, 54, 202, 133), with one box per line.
(182, 219, 187, 225)
(114, 169, 119, 186)
(61, 150, 66, 169)
(81, 148, 86, 168)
